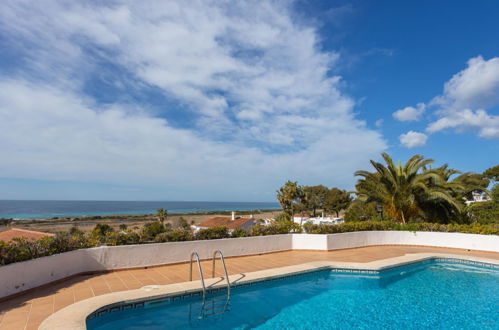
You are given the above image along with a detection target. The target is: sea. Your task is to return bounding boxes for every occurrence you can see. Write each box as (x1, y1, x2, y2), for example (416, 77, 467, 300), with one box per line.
(0, 200, 280, 220)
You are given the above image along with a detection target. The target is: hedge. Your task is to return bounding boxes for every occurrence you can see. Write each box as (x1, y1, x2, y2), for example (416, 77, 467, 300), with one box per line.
(0, 221, 497, 266)
(303, 221, 499, 235)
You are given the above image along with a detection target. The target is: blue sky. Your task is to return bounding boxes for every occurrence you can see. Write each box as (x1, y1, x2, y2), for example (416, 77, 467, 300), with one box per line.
(0, 0, 498, 201)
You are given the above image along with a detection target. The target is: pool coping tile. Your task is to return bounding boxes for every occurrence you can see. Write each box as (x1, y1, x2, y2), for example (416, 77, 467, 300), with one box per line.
(38, 253, 499, 330)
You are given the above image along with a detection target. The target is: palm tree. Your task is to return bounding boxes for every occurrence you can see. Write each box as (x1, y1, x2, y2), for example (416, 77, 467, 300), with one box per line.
(422, 165, 489, 223)
(276, 181, 302, 219)
(355, 153, 461, 223)
(156, 208, 168, 224)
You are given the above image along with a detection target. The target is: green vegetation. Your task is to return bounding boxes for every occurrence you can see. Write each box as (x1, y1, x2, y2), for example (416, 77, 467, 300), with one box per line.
(1, 218, 496, 266)
(354, 153, 495, 224)
(468, 185, 499, 224)
(303, 221, 498, 235)
(156, 208, 168, 224)
(344, 200, 380, 222)
(277, 182, 351, 218)
(0, 155, 496, 267)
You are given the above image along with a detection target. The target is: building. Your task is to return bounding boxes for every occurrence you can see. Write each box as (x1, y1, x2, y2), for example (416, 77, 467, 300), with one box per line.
(193, 212, 256, 232)
(464, 192, 491, 205)
(0, 228, 55, 242)
(293, 214, 343, 225)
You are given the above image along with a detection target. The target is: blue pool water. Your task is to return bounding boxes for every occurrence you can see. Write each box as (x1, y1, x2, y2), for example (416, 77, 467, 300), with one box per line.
(87, 260, 499, 330)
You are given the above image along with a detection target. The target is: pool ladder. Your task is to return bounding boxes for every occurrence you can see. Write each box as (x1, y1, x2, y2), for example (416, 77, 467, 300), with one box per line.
(189, 250, 231, 297)
(189, 250, 231, 320)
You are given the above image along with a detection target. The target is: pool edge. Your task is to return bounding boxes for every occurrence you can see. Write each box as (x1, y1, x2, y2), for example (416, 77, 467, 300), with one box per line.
(38, 253, 499, 330)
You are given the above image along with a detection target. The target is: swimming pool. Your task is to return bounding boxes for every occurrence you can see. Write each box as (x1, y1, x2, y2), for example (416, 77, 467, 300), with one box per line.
(87, 259, 498, 329)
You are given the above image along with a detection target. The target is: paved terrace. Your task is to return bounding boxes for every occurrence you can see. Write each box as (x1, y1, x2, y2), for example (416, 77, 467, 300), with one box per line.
(1, 246, 498, 330)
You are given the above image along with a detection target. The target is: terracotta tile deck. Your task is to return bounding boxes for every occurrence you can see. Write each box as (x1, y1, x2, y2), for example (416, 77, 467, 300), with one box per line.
(1, 246, 498, 330)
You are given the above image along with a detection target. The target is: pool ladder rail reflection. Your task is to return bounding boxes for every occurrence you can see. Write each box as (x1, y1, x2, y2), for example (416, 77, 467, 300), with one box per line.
(189, 250, 231, 321)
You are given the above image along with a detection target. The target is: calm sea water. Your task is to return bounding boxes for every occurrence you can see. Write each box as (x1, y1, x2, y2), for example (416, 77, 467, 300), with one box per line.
(87, 260, 499, 330)
(0, 200, 280, 220)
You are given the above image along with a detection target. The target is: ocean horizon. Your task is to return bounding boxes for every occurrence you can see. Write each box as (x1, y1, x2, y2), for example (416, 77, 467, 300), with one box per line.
(0, 200, 280, 220)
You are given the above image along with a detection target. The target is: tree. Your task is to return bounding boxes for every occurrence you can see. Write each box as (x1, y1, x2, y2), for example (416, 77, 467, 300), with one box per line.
(468, 185, 499, 224)
(276, 181, 302, 219)
(355, 153, 462, 223)
(301, 185, 329, 217)
(344, 200, 379, 222)
(140, 222, 168, 240)
(421, 165, 487, 223)
(324, 188, 352, 217)
(175, 217, 190, 230)
(483, 165, 499, 184)
(156, 208, 168, 224)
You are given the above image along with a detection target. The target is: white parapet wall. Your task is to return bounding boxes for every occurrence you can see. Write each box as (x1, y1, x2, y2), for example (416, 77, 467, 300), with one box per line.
(324, 231, 499, 251)
(0, 235, 293, 299)
(1, 231, 498, 299)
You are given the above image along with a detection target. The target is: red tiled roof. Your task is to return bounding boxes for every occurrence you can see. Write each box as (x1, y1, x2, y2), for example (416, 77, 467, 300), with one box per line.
(196, 216, 254, 229)
(0, 228, 55, 242)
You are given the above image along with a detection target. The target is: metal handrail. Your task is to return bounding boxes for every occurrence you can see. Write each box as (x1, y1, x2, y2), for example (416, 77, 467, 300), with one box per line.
(212, 250, 231, 295)
(189, 252, 206, 297)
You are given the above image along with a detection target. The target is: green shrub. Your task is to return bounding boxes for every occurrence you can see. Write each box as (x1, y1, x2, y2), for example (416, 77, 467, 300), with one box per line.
(302, 221, 499, 235)
(0, 219, 497, 267)
(194, 226, 230, 240)
(154, 229, 193, 242)
(231, 227, 248, 238)
(175, 217, 191, 230)
(140, 222, 169, 241)
(249, 221, 301, 236)
(0, 218, 13, 226)
(92, 223, 114, 236)
(344, 201, 380, 222)
(275, 213, 291, 221)
(104, 231, 141, 246)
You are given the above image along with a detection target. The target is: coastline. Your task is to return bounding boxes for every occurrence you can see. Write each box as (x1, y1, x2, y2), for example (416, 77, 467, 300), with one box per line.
(0, 209, 282, 234)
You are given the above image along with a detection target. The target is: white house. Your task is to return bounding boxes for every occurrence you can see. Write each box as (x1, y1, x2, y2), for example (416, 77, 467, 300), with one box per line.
(465, 192, 491, 205)
(293, 213, 343, 225)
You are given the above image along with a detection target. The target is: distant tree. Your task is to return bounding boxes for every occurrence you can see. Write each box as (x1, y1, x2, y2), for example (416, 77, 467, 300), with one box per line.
(421, 165, 487, 223)
(69, 225, 84, 236)
(156, 208, 168, 224)
(468, 185, 499, 224)
(344, 200, 379, 222)
(301, 185, 329, 217)
(324, 188, 352, 217)
(175, 217, 191, 230)
(276, 181, 302, 219)
(118, 224, 128, 231)
(140, 222, 168, 240)
(483, 165, 499, 184)
(92, 224, 114, 236)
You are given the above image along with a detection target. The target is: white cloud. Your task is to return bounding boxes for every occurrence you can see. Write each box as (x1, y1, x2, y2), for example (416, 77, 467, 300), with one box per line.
(428, 56, 499, 138)
(0, 79, 385, 199)
(399, 131, 428, 148)
(427, 109, 499, 138)
(395, 56, 499, 140)
(392, 103, 425, 121)
(374, 119, 384, 127)
(0, 1, 386, 200)
(433, 56, 499, 110)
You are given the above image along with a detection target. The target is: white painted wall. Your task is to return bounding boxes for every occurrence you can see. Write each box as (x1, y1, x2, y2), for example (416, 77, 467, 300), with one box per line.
(0, 235, 292, 299)
(0, 249, 92, 299)
(292, 233, 328, 250)
(85, 235, 293, 270)
(321, 231, 499, 252)
(0, 231, 497, 299)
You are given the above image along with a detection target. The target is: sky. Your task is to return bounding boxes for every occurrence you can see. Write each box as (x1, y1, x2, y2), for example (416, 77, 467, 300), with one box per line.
(0, 0, 498, 202)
